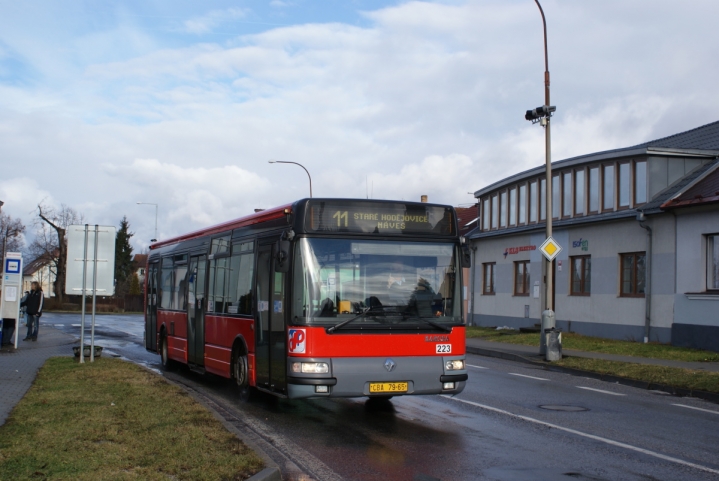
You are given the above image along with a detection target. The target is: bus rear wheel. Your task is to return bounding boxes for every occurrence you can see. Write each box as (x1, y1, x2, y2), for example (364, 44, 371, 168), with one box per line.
(160, 334, 176, 371)
(233, 352, 253, 401)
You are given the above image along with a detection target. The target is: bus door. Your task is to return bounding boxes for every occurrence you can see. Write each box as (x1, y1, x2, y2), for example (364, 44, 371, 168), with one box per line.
(145, 262, 159, 351)
(187, 254, 207, 366)
(255, 243, 287, 394)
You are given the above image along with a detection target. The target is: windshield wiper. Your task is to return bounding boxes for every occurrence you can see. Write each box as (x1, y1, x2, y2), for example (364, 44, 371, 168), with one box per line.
(326, 307, 372, 334)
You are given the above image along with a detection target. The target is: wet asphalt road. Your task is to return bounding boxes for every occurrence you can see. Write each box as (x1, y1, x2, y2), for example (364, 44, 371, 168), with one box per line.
(41, 313, 719, 481)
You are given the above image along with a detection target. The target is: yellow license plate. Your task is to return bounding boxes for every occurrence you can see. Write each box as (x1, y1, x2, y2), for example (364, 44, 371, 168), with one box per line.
(369, 382, 408, 393)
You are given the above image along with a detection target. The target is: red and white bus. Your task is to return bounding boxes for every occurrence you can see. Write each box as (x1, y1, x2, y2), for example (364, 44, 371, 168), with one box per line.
(144, 198, 469, 399)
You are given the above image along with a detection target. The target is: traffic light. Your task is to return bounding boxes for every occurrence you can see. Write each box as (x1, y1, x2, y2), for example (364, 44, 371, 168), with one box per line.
(525, 105, 556, 122)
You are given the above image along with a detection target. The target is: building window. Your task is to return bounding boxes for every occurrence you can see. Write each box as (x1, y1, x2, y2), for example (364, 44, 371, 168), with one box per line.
(635, 161, 647, 205)
(563, 172, 572, 217)
(620, 252, 646, 297)
(509, 188, 517, 225)
(575, 169, 585, 215)
(619, 162, 630, 208)
(570, 256, 591, 296)
(483, 263, 496, 295)
(514, 261, 530, 296)
(529, 181, 537, 222)
(708, 235, 719, 290)
(500, 191, 508, 228)
(482, 197, 490, 231)
(491, 195, 498, 229)
(603, 164, 615, 211)
(589, 167, 599, 213)
(552, 175, 560, 219)
(540, 178, 547, 221)
(518, 184, 527, 224)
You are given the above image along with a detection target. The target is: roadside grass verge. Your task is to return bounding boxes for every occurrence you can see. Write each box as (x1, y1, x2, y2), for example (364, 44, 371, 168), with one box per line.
(466, 326, 719, 362)
(0, 357, 264, 481)
(554, 357, 719, 394)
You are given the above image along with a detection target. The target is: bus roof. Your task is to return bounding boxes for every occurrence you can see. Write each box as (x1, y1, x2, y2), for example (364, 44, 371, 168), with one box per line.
(149, 202, 293, 249)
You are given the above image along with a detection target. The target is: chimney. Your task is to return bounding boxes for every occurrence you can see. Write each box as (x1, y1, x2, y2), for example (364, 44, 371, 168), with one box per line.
(420, 195, 428, 203)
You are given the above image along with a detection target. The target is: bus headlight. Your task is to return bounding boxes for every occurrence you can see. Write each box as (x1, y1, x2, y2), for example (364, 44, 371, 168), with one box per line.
(445, 360, 465, 371)
(291, 362, 329, 374)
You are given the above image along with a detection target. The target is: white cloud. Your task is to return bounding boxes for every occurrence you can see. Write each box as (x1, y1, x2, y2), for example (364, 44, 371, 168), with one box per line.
(183, 8, 249, 35)
(1, 0, 719, 251)
(104, 159, 272, 246)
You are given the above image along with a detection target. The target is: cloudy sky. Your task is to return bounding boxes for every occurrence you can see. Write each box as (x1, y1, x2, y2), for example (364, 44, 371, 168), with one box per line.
(1, 0, 717, 252)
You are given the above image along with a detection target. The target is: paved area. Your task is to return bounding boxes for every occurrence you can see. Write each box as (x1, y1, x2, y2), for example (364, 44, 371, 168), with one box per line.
(466, 337, 719, 372)
(0, 323, 78, 426)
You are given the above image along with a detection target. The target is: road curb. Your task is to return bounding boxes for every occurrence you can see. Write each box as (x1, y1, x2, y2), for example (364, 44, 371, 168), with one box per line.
(466, 345, 719, 405)
(246, 467, 282, 481)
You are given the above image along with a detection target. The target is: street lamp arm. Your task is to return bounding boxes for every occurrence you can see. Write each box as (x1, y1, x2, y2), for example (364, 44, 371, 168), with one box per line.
(268, 160, 313, 198)
(534, 0, 550, 103)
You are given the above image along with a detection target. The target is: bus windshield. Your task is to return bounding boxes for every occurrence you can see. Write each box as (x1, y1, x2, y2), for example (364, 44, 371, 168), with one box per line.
(292, 237, 462, 328)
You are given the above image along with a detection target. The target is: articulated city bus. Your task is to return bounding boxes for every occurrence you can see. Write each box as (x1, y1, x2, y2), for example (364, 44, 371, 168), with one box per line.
(144, 198, 469, 399)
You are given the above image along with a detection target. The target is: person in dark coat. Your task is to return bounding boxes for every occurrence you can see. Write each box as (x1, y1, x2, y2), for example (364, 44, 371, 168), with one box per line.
(21, 282, 44, 341)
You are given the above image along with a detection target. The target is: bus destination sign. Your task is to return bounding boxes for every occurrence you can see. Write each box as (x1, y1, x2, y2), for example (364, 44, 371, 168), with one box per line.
(305, 201, 455, 236)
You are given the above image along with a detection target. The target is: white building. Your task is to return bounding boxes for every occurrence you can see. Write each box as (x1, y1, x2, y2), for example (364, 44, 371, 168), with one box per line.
(468, 120, 719, 351)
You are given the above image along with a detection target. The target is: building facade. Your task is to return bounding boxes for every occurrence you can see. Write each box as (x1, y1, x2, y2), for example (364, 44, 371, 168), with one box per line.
(468, 121, 719, 351)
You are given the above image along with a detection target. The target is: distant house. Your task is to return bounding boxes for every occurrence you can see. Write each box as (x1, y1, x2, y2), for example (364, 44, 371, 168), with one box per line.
(132, 254, 148, 285)
(23, 253, 57, 297)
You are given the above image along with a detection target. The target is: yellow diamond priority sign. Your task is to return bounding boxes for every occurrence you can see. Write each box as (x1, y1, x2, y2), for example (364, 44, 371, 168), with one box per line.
(539, 236, 562, 261)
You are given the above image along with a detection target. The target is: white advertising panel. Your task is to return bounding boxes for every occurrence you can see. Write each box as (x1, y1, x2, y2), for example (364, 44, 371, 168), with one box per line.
(65, 225, 117, 296)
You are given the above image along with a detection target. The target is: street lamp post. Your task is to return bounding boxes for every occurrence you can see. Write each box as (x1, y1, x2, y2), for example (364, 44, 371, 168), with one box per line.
(525, 0, 557, 355)
(136, 202, 158, 242)
(268, 160, 313, 198)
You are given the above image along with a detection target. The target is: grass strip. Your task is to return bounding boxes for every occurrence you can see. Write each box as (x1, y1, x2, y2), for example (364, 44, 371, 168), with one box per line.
(466, 326, 719, 362)
(0, 357, 264, 481)
(554, 357, 719, 394)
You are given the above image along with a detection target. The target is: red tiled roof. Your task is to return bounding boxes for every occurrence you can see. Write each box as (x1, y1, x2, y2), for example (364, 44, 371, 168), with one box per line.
(661, 163, 719, 209)
(455, 206, 479, 236)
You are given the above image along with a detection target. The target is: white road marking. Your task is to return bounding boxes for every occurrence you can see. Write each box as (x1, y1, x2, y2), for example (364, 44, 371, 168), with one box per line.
(508, 373, 549, 381)
(444, 396, 719, 476)
(577, 386, 626, 396)
(672, 404, 719, 415)
(71, 324, 81, 327)
(54, 324, 64, 327)
(467, 364, 488, 369)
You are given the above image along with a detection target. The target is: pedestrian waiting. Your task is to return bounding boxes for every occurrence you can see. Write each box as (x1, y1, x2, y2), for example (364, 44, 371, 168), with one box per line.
(21, 282, 44, 341)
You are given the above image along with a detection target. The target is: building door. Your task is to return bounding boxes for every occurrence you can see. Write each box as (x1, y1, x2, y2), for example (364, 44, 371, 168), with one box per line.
(255, 243, 287, 394)
(187, 255, 207, 365)
(145, 263, 158, 351)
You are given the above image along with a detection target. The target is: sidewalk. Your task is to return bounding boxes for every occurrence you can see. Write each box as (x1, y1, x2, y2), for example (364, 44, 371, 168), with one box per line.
(466, 337, 719, 372)
(0, 324, 78, 426)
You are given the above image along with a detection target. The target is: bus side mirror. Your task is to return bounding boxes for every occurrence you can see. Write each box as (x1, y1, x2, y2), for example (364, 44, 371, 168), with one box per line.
(460, 245, 471, 269)
(275, 240, 291, 273)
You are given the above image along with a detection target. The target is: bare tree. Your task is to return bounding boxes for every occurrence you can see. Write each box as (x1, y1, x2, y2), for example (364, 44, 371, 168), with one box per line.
(30, 202, 84, 304)
(0, 212, 26, 260)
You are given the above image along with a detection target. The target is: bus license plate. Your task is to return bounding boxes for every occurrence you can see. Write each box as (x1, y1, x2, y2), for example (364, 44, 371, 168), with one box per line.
(369, 382, 408, 393)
